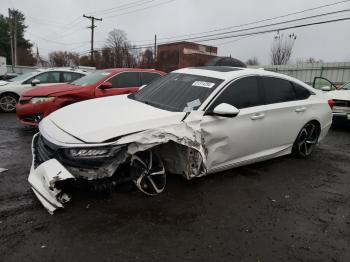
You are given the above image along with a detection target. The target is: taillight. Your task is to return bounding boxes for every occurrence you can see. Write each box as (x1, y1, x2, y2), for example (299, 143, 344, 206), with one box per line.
(328, 99, 334, 109)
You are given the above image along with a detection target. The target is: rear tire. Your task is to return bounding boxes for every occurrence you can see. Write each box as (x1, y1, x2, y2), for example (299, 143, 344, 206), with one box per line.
(0, 93, 18, 113)
(292, 121, 320, 158)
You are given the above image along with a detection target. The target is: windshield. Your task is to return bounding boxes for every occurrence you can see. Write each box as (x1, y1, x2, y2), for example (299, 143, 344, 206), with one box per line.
(130, 73, 224, 112)
(342, 82, 350, 90)
(71, 70, 111, 86)
(8, 71, 38, 82)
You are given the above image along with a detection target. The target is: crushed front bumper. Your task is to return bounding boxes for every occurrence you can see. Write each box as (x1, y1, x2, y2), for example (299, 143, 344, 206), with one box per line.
(28, 134, 75, 214)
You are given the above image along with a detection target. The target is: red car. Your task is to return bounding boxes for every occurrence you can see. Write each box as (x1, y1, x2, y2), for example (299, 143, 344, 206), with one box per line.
(16, 68, 165, 126)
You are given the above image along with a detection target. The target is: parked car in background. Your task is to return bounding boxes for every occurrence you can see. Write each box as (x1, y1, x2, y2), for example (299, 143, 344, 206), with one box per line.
(0, 68, 88, 112)
(27, 66, 332, 214)
(313, 77, 350, 121)
(16, 68, 166, 126)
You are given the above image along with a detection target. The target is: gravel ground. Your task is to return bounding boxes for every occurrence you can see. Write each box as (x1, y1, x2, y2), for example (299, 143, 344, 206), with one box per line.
(0, 113, 349, 262)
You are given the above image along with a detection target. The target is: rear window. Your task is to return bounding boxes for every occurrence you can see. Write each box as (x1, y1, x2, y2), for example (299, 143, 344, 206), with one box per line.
(141, 72, 162, 85)
(262, 77, 296, 104)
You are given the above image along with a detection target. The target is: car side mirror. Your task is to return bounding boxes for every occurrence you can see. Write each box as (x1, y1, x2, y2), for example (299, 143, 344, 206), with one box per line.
(99, 82, 112, 90)
(31, 79, 40, 86)
(321, 86, 331, 91)
(206, 103, 240, 117)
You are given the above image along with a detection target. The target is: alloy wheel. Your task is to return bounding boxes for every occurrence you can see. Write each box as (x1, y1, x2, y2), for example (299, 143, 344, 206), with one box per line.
(296, 122, 319, 157)
(130, 150, 166, 196)
(0, 95, 17, 112)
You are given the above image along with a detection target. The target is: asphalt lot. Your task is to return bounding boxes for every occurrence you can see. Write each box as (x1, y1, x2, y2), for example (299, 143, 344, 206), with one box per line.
(0, 113, 349, 262)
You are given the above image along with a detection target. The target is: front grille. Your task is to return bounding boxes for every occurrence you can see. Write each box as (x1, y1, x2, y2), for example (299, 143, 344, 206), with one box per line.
(33, 134, 59, 167)
(22, 114, 43, 123)
(19, 100, 30, 104)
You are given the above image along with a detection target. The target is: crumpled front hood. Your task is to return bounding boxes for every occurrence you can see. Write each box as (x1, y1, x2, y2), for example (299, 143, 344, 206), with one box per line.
(44, 95, 186, 143)
(327, 90, 350, 101)
(22, 83, 77, 97)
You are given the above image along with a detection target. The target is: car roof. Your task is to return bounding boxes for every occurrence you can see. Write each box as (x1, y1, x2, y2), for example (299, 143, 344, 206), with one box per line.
(102, 68, 165, 74)
(36, 68, 89, 74)
(174, 66, 311, 88)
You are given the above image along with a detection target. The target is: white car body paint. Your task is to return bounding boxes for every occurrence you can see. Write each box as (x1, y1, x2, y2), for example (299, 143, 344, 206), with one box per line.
(28, 67, 333, 214)
(0, 68, 88, 97)
(326, 89, 350, 120)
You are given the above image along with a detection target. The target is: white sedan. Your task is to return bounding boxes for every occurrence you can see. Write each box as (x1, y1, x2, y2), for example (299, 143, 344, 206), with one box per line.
(0, 68, 88, 112)
(28, 66, 333, 214)
(313, 77, 350, 121)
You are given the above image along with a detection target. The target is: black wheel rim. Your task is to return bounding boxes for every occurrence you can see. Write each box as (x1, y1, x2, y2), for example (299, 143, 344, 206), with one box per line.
(131, 151, 166, 196)
(0, 96, 17, 112)
(297, 123, 319, 156)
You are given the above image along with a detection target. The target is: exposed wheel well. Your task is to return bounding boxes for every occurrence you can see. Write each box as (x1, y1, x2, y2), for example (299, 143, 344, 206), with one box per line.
(0, 92, 20, 100)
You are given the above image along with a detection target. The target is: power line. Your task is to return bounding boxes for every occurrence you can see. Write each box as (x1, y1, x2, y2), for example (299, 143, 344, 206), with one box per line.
(78, 15, 350, 55)
(156, 8, 350, 43)
(130, 0, 350, 43)
(104, 0, 177, 18)
(83, 14, 103, 62)
(85, 0, 155, 15)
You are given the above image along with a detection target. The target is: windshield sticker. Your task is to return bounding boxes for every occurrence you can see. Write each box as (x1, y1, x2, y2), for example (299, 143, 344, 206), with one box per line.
(183, 99, 201, 112)
(187, 99, 201, 108)
(192, 81, 215, 88)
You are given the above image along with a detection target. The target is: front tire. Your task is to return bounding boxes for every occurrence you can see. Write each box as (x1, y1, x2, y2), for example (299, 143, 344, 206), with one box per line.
(130, 150, 166, 196)
(292, 121, 320, 158)
(0, 93, 18, 112)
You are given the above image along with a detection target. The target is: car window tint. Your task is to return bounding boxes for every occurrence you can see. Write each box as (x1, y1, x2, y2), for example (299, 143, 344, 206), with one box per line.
(108, 72, 140, 88)
(30, 72, 60, 84)
(63, 72, 83, 82)
(262, 77, 296, 104)
(210, 76, 262, 110)
(292, 82, 311, 100)
(141, 72, 161, 85)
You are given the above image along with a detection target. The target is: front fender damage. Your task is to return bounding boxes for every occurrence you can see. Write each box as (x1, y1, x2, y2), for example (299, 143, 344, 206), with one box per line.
(29, 112, 208, 214)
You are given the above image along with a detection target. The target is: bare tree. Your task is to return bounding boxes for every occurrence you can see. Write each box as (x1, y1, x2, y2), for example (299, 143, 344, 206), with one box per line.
(245, 57, 259, 66)
(49, 51, 79, 67)
(105, 29, 133, 68)
(139, 49, 154, 68)
(270, 33, 297, 65)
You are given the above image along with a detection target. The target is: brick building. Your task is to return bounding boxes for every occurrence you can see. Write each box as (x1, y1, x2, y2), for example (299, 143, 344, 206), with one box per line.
(156, 41, 217, 72)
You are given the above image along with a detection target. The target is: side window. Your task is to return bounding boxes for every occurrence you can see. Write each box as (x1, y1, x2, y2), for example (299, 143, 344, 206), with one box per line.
(262, 77, 296, 104)
(28, 72, 60, 84)
(210, 76, 262, 110)
(63, 72, 83, 82)
(141, 73, 162, 85)
(292, 82, 311, 100)
(108, 72, 141, 88)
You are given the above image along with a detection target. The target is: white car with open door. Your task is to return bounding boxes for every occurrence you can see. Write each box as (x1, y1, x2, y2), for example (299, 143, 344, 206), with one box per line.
(28, 66, 333, 214)
(0, 68, 88, 112)
(313, 77, 350, 121)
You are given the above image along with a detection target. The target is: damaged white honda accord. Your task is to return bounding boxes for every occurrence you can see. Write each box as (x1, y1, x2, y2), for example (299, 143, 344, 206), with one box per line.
(28, 66, 333, 214)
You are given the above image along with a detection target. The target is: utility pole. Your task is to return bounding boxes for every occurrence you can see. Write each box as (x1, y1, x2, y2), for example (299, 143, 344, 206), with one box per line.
(83, 14, 102, 63)
(13, 11, 17, 67)
(154, 34, 157, 63)
(8, 9, 14, 71)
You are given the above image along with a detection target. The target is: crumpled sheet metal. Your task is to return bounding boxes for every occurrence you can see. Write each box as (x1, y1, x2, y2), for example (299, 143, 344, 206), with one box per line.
(28, 159, 75, 214)
(116, 112, 208, 178)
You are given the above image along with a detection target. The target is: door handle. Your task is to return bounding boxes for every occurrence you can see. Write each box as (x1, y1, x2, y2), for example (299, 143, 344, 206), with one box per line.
(250, 113, 265, 120)
(295, 107, 307, 113)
